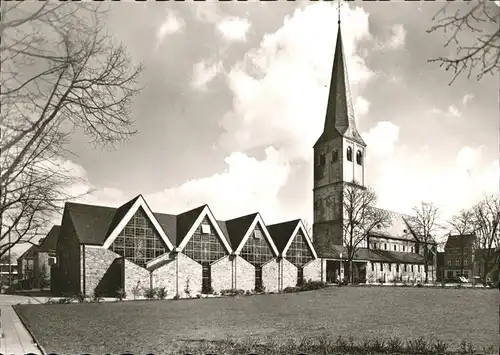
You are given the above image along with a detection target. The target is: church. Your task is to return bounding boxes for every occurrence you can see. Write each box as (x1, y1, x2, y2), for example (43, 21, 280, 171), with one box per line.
(42, 19, 436, 299)
(311, 19, 437, 284)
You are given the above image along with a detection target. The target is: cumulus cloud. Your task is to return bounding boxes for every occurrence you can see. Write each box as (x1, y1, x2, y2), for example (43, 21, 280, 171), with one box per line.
(156, 10, 184, 48)
(146, 147, 291, 222)
(362, 121, 400, 158)
(219, 3, 374, 163)
(354, 96, 370, 118)
(448, 105, 461, 117)
(217, 17, 251, 41)
(377, 24, 406, 50)
(462, 94, 474, 106)
(190, 60, 223, 90)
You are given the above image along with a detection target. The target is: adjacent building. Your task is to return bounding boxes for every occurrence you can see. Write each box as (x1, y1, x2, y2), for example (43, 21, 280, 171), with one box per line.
(441, 233, 476, 280)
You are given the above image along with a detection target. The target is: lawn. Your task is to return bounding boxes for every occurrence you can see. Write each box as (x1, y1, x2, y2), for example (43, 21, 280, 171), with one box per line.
(15, 287, 499, 354)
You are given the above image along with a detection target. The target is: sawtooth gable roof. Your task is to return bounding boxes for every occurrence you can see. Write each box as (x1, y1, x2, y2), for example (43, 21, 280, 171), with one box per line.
(175, 205, 206, 246)
(267, 219, 300, 254)
(224, 213, 259, 250)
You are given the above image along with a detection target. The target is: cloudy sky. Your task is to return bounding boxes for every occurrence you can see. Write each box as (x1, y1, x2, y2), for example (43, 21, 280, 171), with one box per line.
(32, 2, 499, 249)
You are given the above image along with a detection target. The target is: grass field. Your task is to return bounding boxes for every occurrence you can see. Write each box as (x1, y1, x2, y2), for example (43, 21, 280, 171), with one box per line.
(15, 287, 499, 354)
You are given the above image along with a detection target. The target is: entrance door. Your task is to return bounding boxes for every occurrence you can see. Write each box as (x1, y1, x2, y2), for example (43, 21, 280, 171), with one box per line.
(202, 262, 211, 294)
(326, 260, 338, 283)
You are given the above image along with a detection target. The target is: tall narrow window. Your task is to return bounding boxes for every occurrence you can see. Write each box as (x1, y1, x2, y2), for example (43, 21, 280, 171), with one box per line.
(346, 146, 353, 162)
(318, 153, 326, 166)
(371, 262, 374, 271)
(396, 264, 399, 273)
(255, 266, 263, 291)
(384, 243, 387, 250)
(404, 264, 407, 272)
(389, 263, 392, 272)
(356, 150, 363, 165)
(411, 265, 414, 272)
(332, 150, 339, 162)
(297, 267, 304, 287)
(394, 245, 397, 251)
(381, 264, 384, 272)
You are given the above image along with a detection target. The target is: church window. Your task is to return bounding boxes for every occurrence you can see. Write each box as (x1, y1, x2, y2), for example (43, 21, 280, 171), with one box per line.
(411, 265, 414, 272)
(332, 150, 339, 162)
(318, 153, 326, 166)
(380, 263, 384, 272)
(411, 246, 414, 253)
(384, 243, 387, 250)
(404, 264, 407, 272)
(286, 233, 313, 267)
(241, 225, 274, 266)
(346, 147, 352, 162)
(110, 207, 168, 268)
(396, 264, 399, 273)
(403, 245, 406, 252)
(371, 262, 374, 271)
(388, 263, 392, 271)
(356, 150, 363, 165)
(184, 217, 227, 264)
(394, 245, 397, 251)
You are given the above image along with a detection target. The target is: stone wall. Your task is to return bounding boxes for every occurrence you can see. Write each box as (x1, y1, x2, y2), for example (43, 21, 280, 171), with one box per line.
(234, 256, 254, 292)
(262, 259, 279, 292)
(177, 253, 202, 297)
(83, 247, 121, 296)
(211, 256, 232, 293)
(304, 258, 322, 282)
(281, 258, 298, 289)
(151, 256, 176, 298)
(124, 258, 151, 297)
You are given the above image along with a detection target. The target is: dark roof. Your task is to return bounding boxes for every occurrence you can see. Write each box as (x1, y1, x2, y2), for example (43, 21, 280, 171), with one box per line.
(267, 220, 300, 253)
(319, 246, 426, 264)
(66, 202, 117, 245)
(38, 225, 61, 252)
(444, 234, 476, 249)
(105, 195, 141, 237)
(154, 213, 177, 247)
(224, 213, 258, 249)
(315, 25, 365, 148)
(175, 205, 206, 246)
(217, 220, 229, 242)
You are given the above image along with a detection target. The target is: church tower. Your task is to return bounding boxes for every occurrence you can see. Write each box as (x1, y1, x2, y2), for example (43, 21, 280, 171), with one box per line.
(313, 20, 366, 251)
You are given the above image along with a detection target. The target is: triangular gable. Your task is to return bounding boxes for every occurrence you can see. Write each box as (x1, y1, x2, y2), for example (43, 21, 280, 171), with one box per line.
(102, 195, 174, 251)
(282, 220, 318, 259)
(176, 205, 206, 246)
(225, 213, 259, 250)
(267, 220, 300, 253)
(177, 205, 232, 254)
(235, 213, 279, 256)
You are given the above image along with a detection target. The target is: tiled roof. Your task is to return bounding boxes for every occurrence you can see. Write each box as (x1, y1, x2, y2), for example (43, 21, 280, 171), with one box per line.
(104, 196, 141, 238)
(154, 213, 177, 247)
(38, 225, 61, 252)
(369, 208, 416, 241)
(224, 213, 258, 250)
(66, 202, 117, 245)
(444, 234, 476, 249)
(267, 220, 300, 253)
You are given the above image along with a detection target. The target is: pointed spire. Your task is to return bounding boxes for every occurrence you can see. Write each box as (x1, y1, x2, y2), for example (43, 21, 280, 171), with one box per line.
(315, 20, 365, 147)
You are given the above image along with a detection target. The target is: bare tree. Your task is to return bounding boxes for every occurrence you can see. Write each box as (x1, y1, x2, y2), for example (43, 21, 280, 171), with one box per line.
(342, 183, 391, 283)
(303, 220, 313, 240)
(0, 2, 142, 258)
(448, 209, 475, 277)
(427, 0, 500, 84)
(405, 202, 439, 283)
(471, 194, 500, 284)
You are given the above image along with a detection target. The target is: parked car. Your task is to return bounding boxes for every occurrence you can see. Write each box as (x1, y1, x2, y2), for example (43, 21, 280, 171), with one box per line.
(444, 276, 467, 284)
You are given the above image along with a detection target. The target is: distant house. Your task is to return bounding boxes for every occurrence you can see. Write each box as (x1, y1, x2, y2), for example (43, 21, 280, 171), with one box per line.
(442, 234, 476, 280)
(16, 225, 60, 288)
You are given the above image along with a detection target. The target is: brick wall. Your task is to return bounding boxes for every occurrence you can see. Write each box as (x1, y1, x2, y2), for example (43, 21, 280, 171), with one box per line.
(234, 256, 254, 292)
(177, 253, 202, 297)
(211, 256, 232, 293)
(124, 259, 150, 297)
(304, 258, 322, 282)
(281, 258, 297, 289)
(83, 247, 121, 296)
(151, 255, 176, 297)
(262, 259, 279, 292)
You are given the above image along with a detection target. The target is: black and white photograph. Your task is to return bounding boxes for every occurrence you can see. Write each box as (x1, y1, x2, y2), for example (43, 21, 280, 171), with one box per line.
(0, 0, 499, 354)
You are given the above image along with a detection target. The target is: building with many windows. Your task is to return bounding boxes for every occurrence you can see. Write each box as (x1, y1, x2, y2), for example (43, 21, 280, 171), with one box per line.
(51, 196, 321, 298)
(441, 234, 476, 280)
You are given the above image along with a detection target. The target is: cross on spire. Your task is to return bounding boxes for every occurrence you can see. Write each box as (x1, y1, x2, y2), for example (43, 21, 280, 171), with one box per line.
(337, 0, 344, 25)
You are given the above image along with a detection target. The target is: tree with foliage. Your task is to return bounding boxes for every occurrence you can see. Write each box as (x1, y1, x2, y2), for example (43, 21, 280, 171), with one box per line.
(0, 2, 142, 259)
(470, 194, 500, 284)
(448, 209, 475, 277)
(428, 0, 500, 84)
(404, 202, 440, 283)
(341, 183, 391, 283)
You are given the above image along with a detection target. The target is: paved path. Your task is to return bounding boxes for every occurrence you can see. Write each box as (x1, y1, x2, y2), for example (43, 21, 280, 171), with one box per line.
(0, 295, 43, 355)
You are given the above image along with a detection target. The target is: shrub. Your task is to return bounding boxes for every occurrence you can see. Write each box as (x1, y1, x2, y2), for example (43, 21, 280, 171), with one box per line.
(378, 277, 384, 284)
(72, 293, 86, 303)
(255, 283, 266, 293)
(156, 287, 167, 300)
(116, 288, 126, 301)
(416, 282, 424, 288)
(131, 281, 142, 300)
(300, 280, 327, 291)
(245, 290, 252, 296)
(220, 289, 245, 297)
(184, 278, 191, 298)
(283, 286, 300, 293)
(143, 287, 157, 299)
(173, 294, 180, 300)
(90, 291, 104, 303)
(196, 294, 202, 299)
